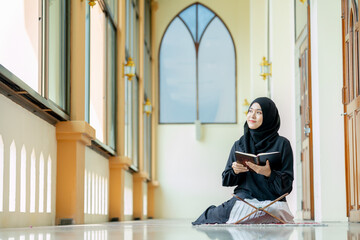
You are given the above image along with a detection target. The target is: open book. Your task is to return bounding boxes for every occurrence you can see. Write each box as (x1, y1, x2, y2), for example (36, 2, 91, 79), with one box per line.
(235, 151, 281, 170)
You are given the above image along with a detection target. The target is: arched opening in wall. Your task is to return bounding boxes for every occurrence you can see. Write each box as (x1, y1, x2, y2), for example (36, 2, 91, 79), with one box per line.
(159, 3, 237, 124)
(30, 149, 36, 213)
(9, 140, 16, 212)
(20, 145, 26, 213)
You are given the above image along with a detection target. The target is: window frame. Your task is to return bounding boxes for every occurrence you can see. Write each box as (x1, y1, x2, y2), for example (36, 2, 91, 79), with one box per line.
(143, 0, 152, 179)
(125, 0, 141, 170)
(86, 0, 117, 155)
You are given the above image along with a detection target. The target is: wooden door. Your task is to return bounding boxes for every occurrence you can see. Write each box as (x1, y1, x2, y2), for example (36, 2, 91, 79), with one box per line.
(300, 38, 314, 220)
(342, 0, 360, 222)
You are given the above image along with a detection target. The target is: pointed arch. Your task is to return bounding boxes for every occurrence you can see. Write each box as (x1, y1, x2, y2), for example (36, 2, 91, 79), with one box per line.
(159, 3, 237, 123)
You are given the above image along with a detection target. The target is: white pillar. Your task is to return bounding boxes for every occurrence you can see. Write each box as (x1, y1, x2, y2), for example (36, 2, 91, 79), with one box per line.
(310, 0, 347, 221)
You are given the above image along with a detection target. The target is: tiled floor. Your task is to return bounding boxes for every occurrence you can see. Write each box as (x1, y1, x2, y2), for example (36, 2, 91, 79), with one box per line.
(0, 219, 359, 240)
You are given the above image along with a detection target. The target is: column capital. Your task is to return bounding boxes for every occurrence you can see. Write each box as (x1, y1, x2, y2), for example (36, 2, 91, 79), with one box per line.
(56, 121, 95, 146)
(133, 171, 149, 182)
(109, 156, 132, 170)
(149, 180, 159, 188)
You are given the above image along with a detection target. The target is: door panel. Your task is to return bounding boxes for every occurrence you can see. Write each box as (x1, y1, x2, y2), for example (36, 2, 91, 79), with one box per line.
(300, 38, 314, 220)
(342, 0, 360, 222)
(355, 110, 360, 210)
(301, 139, 311, 219)
(347, 113, 355, 209)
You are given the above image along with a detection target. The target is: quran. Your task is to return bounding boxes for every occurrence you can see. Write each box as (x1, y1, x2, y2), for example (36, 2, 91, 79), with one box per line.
(235, 151, 281, 170)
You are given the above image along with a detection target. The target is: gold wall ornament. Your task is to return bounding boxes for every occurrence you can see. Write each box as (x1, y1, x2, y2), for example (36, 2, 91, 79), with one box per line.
(144, 99, 152, 116)
(243, 98, 250, 115)
(260, 56, 272, 80)
(299, 0, 306, 3)
(124, 57, 136, 80)
(88, 0, 97, 7)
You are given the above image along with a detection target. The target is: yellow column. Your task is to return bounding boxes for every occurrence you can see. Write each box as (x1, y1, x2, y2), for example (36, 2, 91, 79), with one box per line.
(70, 0, 87, 121)
(55, 0, 90, 225)
(109, 156, 131, 221)
(133, 172, 148, 219)
(132, 0, 147, 220)
(147, 180, 159, 218)
(55, 121, 95, 224)
(108, 0, 127, 221)
(147, 0, 159, 219)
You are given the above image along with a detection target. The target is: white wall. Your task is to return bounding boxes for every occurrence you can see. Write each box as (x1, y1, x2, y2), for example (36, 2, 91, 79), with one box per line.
(84, 147, 109, 224)
(0, 94, 57, 227)
(310, 0, 347, 221)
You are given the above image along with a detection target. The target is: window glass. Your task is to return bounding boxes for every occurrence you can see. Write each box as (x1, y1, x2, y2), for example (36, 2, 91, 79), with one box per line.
(143, 113, 151, 177)
(160, 18, 196, 123)
(197, 4, 215, 41)
(132, 78, 139, 168)
(198, 18, 236, 123)
(179, 4, 196, 41)
(85, 4, 91, 122)
(144, 49, 151, 98)
(107, 21, 116, 149)
(143, 0, 152, 178)
(126, 0, 130, 50)
(124, 77, 132, 157)
(159, 4, 236, 124)
(0, 0, 41, 92)
(144, 0, 151, 48)
(105, 0, 117, 24)
(48, 0, 67, 109)
(124, 76, 139, 167)
(90, 4, 106, 142)
(124, 0, 139, 167)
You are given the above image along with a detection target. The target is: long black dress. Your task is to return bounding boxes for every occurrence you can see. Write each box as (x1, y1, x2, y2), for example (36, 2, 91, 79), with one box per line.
(192, 97, 294, 225)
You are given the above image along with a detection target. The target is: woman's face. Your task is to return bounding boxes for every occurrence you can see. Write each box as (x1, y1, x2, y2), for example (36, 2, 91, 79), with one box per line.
(246, 102, 263, 129)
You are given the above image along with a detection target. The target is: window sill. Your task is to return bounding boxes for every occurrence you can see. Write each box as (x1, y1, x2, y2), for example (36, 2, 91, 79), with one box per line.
(0, 65, 69, 125)
(90, 139, 116, 158)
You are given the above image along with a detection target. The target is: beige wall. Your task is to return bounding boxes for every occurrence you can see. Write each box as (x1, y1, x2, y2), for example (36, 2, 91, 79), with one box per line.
(250, 0, 268, 98)
(84, 147, 109, 224)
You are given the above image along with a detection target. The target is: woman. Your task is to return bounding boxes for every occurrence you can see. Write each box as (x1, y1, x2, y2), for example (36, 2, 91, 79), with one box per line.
(192, 97, 294, 225)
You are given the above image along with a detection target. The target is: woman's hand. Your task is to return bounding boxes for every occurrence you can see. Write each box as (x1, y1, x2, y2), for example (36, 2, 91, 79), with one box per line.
(246, 160, 271, 177)
(232, 162, 249, 174)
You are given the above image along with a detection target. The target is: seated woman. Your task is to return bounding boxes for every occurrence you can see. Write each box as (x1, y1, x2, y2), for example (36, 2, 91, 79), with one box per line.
(192, 97, 294, 225)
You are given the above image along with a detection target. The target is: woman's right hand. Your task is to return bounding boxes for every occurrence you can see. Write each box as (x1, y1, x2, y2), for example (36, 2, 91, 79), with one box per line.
(232, 162, 249, 174)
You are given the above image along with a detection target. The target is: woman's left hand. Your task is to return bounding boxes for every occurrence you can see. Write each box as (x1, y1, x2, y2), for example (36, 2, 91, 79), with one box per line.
(246, 160, 271, 177)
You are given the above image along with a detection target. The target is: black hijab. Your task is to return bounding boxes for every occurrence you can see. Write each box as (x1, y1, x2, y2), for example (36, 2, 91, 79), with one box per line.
(240, 97, 280, 154)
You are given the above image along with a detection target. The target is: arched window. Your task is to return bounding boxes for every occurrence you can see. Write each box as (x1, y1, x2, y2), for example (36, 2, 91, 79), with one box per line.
(159, 3, 236, 123)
